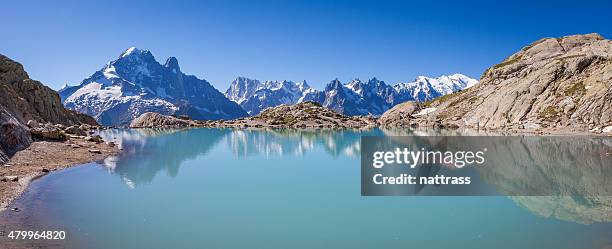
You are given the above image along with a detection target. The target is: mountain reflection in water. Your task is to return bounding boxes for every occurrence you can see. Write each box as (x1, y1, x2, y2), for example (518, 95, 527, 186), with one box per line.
(97, 128, 612, 225)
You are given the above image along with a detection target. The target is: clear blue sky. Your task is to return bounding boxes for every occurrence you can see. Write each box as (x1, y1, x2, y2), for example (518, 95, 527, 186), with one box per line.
(2, 0, 611, 90)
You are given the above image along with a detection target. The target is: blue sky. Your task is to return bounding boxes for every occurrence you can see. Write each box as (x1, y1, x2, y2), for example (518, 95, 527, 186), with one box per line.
(2, 0, 611, 90)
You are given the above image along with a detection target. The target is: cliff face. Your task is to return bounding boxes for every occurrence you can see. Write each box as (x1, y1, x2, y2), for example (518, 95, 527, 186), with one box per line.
(395, 33, 612, 133)
(0, 55, 97, 126)
(0, 54, 98, 163)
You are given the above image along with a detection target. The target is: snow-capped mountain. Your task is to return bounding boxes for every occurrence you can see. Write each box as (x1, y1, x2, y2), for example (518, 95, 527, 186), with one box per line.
(393, 74, 478, 103)
(224, 77, 319, 115)
(225, 74, 477, 116)
(337, 77, 396, 115)
(59, 47, 247, 126)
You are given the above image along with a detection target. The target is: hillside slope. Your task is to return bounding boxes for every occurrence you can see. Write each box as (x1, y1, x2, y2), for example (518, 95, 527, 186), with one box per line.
(383, 33, 612, 133)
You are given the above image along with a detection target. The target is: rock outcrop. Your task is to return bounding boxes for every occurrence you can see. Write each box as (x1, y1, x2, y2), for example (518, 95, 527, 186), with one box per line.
(221, 101, 377, 129)
(0, 54, 98, 164)
(378, 101, 422, 127)
(0, 55, 97, 126)
(130, 112, 195, 128)
(382, 33, 612, 133)
(0, 109, 31, 163)
(130, 102, 378, 129)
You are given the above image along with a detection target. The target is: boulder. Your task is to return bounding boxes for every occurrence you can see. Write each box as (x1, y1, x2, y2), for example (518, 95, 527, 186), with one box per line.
(65, 125, 87, 136)
(1, 175, 19, 182)
(379, 101, 421, 127)
(30, 126, 64, 140)
(26, 120, 39, 128)
(85, 135, 103, 143)
(0, 107, 32, 164)
(88, 149, 102, 154)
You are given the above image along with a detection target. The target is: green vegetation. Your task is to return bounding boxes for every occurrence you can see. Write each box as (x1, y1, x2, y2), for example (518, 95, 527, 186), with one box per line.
(304, 108, 317, 114)
(423, 91, 463, 107)
(556, 54, 586, 61)
(283, 116, 297, 126)
(563, 82, 585, 96)
(521, 38, 546, 52)
(492, 56, 521, 69)
(538, 106, 560, 121)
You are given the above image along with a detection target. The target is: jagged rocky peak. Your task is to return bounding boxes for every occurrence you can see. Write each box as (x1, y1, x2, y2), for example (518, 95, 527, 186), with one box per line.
(395, 33, 612, 133)
(164, 57, 181, 73)
(225, 77, 263, 104)
(226, 73, 477, 117)
(225, 76, 319, 115)
(60, 47, 247, 126)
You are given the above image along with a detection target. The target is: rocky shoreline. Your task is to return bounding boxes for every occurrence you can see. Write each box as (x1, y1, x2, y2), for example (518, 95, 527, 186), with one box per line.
(0, 134, 118, 212)
(128, 100, 612, 136)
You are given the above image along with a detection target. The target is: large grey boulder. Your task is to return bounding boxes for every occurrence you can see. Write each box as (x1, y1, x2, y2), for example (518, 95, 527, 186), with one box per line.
(0, 107, 32, 164)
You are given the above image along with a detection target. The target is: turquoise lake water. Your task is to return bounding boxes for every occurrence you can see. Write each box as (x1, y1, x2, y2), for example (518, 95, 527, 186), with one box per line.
(1, 128, 611, 249)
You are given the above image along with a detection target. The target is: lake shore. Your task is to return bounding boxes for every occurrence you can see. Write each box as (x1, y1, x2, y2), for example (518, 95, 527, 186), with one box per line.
(0, 138, 119, 212)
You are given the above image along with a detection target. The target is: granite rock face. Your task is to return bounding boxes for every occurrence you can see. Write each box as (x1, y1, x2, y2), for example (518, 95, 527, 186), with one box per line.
(384, 34, 612, 133)
(130, 112, 194, 128)
(378, 101, 422, 127)
(0, 55, 97, 126)
(0, 54, 97, 164)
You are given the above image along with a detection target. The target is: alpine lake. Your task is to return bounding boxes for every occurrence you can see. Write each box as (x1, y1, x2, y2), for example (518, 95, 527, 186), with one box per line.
(1, 128, 611, 249)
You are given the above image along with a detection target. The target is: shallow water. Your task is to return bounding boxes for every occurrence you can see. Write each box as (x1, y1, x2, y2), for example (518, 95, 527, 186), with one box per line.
(1, 128, 611, 249)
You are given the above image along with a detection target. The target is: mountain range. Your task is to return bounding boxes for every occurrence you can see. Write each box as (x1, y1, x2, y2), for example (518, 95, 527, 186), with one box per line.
(59, 47, 247, 126)
(225, 74, 477, 116)
(58, 47, 477, 125)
